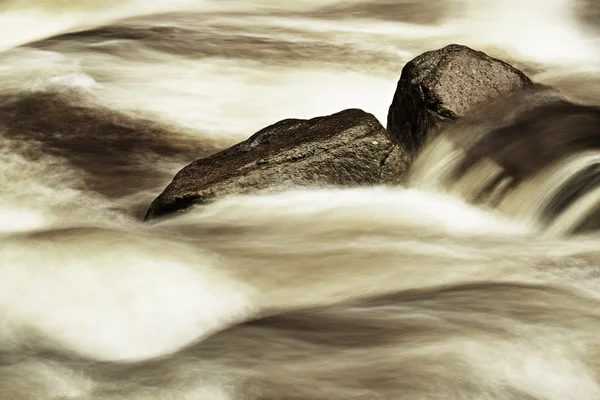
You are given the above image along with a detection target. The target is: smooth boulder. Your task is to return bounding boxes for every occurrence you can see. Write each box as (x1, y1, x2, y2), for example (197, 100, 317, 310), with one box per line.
(145, 109, 408, 220)
(387, 44, 533, 156)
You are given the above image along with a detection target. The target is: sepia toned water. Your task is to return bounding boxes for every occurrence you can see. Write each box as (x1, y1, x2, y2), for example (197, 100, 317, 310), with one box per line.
(0, 0, 599, 398)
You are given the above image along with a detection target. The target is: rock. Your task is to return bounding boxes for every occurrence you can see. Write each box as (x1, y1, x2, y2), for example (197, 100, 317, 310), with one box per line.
(145, 109, 409, 220)
(387, 44, 533, 156)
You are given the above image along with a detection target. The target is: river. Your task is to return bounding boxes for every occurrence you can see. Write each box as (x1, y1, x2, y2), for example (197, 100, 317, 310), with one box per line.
(0, 1, 599, 399)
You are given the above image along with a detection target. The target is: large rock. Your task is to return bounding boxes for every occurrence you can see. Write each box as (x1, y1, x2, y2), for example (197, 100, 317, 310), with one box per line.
(387, 44, 533, 156)
(145, 109, 409, 220)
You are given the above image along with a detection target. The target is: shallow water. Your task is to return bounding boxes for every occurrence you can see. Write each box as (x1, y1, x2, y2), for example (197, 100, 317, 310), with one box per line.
(0, 0, 599, 399)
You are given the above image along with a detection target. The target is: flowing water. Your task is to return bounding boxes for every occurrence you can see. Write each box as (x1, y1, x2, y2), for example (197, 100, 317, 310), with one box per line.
(0, 0, 600, 399)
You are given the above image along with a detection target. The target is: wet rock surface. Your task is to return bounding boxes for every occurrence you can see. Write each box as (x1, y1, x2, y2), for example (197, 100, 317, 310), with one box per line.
(145, 109, 408, 220)
(387, 44, 533, 156)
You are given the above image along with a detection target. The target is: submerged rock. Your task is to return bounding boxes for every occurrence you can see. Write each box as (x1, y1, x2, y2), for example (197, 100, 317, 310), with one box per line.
(411, 85, 600, 235)
(145, 109, 408, 220)
(387, 44, 533, 156)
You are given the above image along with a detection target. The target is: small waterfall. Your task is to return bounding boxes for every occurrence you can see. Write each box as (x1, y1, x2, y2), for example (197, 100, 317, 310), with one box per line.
(410, 87, 600, 235)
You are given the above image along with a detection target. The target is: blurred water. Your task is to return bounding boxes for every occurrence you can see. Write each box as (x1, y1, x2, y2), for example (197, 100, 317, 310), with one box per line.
(0, 1, 599, 399)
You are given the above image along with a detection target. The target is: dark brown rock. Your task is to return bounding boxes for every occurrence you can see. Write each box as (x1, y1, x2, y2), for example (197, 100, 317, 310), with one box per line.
(387, 44, 533, 156)
(145, 109, 409, 220)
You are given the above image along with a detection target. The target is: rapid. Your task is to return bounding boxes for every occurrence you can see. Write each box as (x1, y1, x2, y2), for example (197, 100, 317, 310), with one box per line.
(0, 0, 599, 399)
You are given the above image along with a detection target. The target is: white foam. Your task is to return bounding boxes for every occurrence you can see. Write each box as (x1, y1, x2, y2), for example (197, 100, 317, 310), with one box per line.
(177, 187, 530, 237)
(444, 0, 600, 65)
(0, 232, 255, 361)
